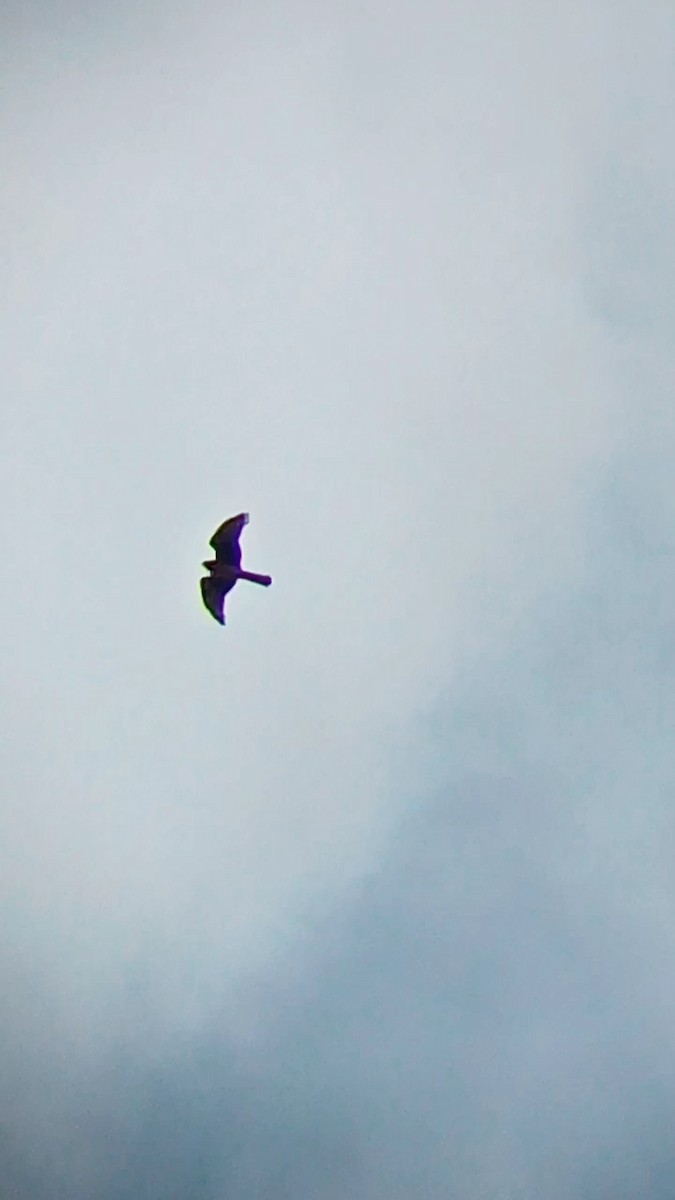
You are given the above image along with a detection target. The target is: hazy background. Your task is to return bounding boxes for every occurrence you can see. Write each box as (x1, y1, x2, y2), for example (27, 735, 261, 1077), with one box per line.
(2, 1, 675, 1196)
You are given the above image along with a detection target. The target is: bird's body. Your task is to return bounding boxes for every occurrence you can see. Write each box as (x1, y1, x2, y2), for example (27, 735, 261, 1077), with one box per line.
(200, 513, 272, 625)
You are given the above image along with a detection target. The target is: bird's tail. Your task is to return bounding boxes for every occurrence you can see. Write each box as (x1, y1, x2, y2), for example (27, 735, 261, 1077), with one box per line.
(238, 570, 272, 587)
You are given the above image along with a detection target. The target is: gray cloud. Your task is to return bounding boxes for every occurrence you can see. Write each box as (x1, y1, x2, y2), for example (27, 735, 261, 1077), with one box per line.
(5, 487, 675, 1196)
(2, 0, 674, 1196)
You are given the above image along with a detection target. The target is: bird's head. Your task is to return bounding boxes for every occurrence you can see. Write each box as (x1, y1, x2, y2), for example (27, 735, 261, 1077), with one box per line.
(202, 559, 217, 571)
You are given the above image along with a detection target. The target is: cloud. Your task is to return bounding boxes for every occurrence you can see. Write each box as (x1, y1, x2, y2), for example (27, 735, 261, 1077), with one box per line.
(18, 491, 675, 1198)
(1, 0, 674, 1195)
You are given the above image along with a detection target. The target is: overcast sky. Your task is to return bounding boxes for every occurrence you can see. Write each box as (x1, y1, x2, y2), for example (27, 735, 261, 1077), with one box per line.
(2, 1, 675, 1196)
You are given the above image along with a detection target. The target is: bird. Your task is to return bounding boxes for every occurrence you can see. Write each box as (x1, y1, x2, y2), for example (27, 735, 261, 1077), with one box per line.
(200, 512, 272, 625)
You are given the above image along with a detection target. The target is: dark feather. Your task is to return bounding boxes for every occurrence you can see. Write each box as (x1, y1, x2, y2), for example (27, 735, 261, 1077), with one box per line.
(209, 512, 249, 567)
(200, 576, 232, 624)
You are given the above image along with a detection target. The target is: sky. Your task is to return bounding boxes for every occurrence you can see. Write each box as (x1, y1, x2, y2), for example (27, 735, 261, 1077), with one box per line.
(2, 1, 675, 1196)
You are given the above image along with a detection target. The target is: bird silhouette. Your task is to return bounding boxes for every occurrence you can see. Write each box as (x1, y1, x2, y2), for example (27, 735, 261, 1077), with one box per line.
(200, 513, 272, 625)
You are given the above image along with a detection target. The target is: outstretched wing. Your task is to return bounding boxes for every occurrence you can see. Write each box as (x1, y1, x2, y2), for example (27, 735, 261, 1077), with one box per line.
(209, 512, 249, 567)
(200, 576, 231, 625)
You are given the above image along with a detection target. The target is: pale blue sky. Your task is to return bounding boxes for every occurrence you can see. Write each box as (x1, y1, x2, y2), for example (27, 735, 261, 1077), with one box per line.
(1, 2, 674, 1196)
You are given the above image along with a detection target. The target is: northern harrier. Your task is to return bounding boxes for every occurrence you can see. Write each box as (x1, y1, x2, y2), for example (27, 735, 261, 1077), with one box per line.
(200, 512, 272, 625)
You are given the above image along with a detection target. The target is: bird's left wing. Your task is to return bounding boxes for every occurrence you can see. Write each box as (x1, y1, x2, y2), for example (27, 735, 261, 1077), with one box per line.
(209, 512, 249, 565)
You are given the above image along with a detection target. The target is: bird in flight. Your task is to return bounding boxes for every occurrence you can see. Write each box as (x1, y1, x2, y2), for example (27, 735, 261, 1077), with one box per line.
(200, 513, 272, 625)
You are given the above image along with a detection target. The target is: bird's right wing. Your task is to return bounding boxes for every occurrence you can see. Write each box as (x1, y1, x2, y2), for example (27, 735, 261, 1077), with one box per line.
(200, 576, 227, 624)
